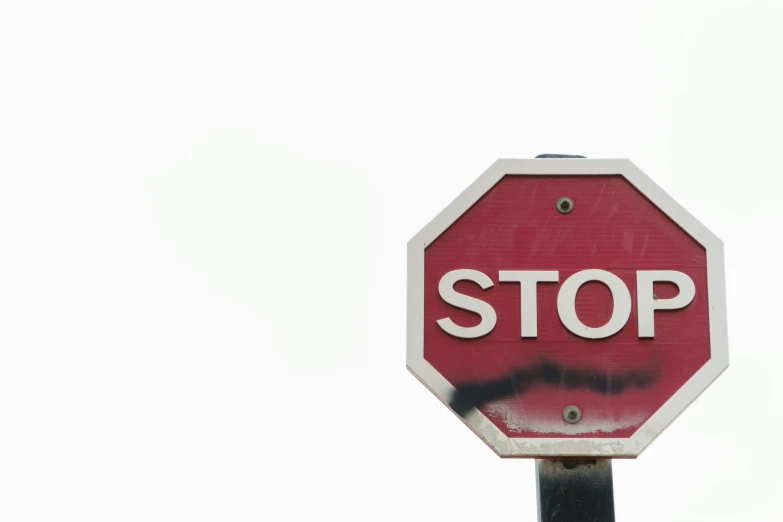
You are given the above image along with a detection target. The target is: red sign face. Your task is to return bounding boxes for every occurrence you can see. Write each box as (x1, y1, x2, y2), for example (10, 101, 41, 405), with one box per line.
(407, 160, 727, 457)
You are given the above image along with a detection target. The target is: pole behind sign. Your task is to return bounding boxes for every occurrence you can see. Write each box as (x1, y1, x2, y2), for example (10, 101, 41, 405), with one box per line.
(533, 154, 613, 522)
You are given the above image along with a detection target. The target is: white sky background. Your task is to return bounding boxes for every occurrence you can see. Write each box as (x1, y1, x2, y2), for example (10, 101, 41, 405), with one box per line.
(0, 1, 781, 521)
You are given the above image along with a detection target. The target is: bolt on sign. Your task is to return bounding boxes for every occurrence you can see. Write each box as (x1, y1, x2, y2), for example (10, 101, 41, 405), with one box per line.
(406, 159, 728, 458)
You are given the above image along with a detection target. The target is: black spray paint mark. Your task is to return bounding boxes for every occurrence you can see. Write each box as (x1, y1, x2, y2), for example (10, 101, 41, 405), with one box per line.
(448, 359, 658, 417)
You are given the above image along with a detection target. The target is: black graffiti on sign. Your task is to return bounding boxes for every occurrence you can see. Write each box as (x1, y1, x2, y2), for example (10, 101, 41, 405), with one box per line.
(448, 359, 658, 417)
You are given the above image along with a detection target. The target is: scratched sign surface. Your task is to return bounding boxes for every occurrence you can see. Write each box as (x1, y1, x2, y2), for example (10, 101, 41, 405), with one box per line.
(407, 159, 728, 457)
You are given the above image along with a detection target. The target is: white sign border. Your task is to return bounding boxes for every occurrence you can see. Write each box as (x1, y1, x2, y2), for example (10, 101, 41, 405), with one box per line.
(406, 158, 728, 458)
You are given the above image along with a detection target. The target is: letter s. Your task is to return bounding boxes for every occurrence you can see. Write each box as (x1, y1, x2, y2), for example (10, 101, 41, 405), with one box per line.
(436, 269, 497, 339)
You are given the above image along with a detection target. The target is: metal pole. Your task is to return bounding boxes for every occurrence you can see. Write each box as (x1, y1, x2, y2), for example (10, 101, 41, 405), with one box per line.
(532, 154, 614, 521)
(536, 459, 615, 522)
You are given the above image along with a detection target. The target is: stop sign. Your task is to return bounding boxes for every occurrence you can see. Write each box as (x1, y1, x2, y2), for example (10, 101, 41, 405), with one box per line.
(407, 159, 728, 458)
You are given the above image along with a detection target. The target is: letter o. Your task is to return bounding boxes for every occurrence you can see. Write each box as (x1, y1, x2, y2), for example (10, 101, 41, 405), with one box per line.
(557, 269, 631, 339)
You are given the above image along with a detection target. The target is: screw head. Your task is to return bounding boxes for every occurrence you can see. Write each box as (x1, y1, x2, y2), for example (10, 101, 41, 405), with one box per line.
(556, 197, 574, 214)
(563, 405, 582, 424)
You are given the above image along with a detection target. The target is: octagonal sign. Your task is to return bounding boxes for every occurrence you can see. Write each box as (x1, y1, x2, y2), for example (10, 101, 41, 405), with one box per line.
(407, 159, 728, 458)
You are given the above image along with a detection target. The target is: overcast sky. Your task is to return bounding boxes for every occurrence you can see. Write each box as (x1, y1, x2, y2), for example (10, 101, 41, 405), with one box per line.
(1, 1, 781, 521)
